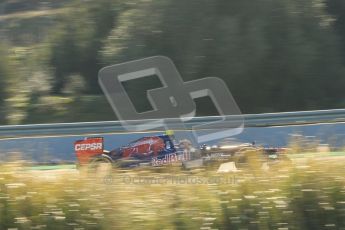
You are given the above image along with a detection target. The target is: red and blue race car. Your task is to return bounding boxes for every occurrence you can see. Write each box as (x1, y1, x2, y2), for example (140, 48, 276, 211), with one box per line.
(74, 134, 288, 171)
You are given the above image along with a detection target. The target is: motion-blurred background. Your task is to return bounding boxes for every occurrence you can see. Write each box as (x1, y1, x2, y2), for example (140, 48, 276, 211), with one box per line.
(0, 0, 345, 125)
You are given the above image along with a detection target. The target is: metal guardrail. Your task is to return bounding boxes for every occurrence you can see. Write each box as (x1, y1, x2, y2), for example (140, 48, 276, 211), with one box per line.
(0, 109, 344, 138)
(244, 109, 345, 126)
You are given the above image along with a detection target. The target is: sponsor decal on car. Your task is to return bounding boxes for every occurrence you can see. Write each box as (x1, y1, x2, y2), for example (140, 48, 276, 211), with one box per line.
(75, 142, 103, 151)
(152, 151, 191, 166)
(74, 138, 104, 154)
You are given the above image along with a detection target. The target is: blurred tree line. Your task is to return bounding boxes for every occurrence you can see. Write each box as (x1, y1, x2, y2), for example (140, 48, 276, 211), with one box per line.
(1, 0, 345, 124)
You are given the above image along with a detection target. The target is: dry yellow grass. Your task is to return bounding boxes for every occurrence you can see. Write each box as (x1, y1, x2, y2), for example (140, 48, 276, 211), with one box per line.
(0, 156, 345, 229)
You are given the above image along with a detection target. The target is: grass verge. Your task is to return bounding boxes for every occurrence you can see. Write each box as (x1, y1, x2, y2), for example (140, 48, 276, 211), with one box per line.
(0, 157, 345, 229)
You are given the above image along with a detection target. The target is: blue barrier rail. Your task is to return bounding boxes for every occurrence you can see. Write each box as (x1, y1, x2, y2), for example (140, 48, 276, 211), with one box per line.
(0, 109, 344, 138)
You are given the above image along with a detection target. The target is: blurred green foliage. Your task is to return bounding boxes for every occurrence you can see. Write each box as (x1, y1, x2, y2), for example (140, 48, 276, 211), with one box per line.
(0, 0, 345, 124)
(0, 44, 13, 124)
(48, 0, 121, 94)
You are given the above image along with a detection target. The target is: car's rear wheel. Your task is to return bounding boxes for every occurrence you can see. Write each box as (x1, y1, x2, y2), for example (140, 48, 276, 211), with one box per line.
(88, 157, 113, 178)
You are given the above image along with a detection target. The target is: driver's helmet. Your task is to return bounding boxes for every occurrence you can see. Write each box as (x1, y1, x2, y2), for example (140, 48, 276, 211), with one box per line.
(165, 130, 175, 136)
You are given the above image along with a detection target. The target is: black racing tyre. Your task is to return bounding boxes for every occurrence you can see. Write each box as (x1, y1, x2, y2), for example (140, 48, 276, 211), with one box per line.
(88, 157, 113, 178)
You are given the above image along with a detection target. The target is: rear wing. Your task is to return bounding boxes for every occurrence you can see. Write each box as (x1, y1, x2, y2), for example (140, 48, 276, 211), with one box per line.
(74, 137, 104, 164)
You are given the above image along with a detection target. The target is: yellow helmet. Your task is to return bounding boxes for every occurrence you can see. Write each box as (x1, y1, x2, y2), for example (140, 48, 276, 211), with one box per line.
(165, 130, 175, 136)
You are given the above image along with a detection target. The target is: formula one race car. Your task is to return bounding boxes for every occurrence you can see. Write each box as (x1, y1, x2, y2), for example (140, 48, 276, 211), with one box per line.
(74, 134, 288, 172)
